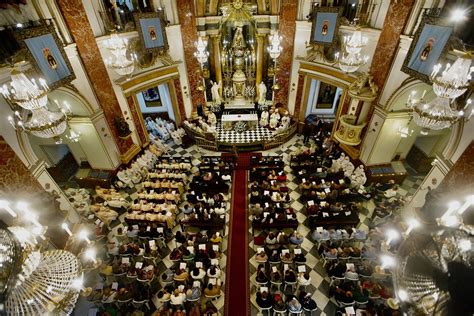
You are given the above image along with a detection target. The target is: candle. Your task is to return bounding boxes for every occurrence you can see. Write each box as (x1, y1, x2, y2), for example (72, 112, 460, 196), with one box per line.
(385, 229, 399, 245)
(405, 218, 420, 235)
(441, 201, 461, 220)
(457, 195, 474, 215)
(85, 248, 97, 264)
(0, 200, 17, 217)
(421, 90, 426, 99)
(62, 223, 73, 236)
(79, 230, 91, 244)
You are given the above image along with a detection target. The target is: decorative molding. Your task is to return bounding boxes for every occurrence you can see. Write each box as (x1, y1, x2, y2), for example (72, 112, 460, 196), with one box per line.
(120, 143, 141, 164)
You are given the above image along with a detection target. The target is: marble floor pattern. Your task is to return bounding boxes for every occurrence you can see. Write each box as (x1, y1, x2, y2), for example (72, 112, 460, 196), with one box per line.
(244, 135, 421, 316)
(74, 134, 423, 315)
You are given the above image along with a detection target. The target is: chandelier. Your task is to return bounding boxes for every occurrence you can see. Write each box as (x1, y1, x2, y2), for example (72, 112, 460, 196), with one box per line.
(0, 69, 49, 110)
(0, 201, 82, 316)
(267, 33, 282, 60)
(430, 56, 473, 100)
(343, 29, 368, 55)
(194, 36, 209, 66)
(335, 30, 369, 73)
(105, 33, 135, 77)
(1, 67, 70, 139)
(407, 94, 467, 131)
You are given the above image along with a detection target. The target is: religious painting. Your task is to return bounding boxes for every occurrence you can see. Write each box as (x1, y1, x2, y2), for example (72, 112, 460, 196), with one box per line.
(309, 7, 342, 47)
(143, 87, 162, 108)
(316, 82, 337, 109)
(16, 22, 75, 89)
(401, 15, 453, 83)
(134, 11, 168, 53)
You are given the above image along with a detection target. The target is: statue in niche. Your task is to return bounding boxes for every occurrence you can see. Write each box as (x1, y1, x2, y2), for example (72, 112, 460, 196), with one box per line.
(258, 81, 267, 105)
(232, 26, 244, 48)
(114, 115, 131, 138)
(211, 81, 222, 104)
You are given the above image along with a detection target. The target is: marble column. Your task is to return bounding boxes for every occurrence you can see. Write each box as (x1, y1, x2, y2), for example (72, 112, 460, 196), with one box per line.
(293, 73, 306, 120)
(126, 95, 149, 147)
(176, 0, 206, 113)
(370, 0, 416, 90)
(255, 34, 265, 89)
(211, 35, 222, 90)
(173, 78, 187, 123)
(56, 0, 139, 162)
(274, 0, 297, 107)
(0, 136, 68, 248)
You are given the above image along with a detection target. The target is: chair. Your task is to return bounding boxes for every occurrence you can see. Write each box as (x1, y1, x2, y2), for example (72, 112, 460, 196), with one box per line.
(287, 308, 303, 316)
(283, 281, 297, 294)
(255, 304, 271, 316)
(270, 280, 282, 293)
(303, 306, 318, 316)
(256, 280, 269, 287)
(272, 310, 286, 316)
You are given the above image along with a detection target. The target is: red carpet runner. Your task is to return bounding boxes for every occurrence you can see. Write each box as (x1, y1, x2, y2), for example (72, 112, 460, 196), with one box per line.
(224, 154, 252, 316)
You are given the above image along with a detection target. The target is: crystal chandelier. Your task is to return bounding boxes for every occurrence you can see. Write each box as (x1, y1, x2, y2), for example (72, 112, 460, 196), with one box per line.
(335, 30, 369, 73)
(0, 69, 49, 110)
(194, 36, 209, 66)
(407, 94, 468, 131)
(336, 51, 369, 73)
(267, 32, 282, 60)
(1, 67, 70, 139)
(105, 33, 135, 77)
(430, 56, 473, 100)
(343, 29, 368, 55)
(7, 104, 69, 139)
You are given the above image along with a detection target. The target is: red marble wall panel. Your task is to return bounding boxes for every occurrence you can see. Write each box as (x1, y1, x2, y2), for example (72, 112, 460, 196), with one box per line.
(56, 0, 133, 155)
(273, 0, 297, 107)
(293, 74, 305, 119)
(440, 142, 474, 190)
(173, 78, 187, 122)
(126, 95, 148, 146)
(369, 0, 415, 91)
(176, 0, 206, 111)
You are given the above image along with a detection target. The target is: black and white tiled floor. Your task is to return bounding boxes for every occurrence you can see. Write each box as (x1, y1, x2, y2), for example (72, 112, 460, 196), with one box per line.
(75, 135, 425, 316)
(245, 135, 424, 315)
(216, 122, 275, 144)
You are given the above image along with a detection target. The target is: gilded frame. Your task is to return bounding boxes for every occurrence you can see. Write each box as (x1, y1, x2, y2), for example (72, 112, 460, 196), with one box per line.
(401, 14, 453, 83)
(15, 21, 75, 90)
(134, 11, 169, 54)
(309, 6, 342, 47)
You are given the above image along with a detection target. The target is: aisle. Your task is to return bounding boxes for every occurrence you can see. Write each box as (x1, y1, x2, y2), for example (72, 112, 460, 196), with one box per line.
(224, 155, 250, 316)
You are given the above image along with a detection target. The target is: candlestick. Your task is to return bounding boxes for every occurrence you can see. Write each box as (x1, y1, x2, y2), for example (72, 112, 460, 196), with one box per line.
(61, 223, 73, 236)
(79, 230, 91, 244)
(85, 248, 97, 264)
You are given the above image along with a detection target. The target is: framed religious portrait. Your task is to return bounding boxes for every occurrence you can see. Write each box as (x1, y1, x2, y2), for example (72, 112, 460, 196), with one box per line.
(16, 22, 75, 89)
(316, 82, 337, 109)
(401, 15, 453, 83)
(143, 87, 162, 107)
(134, 11, 168, 53)
(309, 6, 342, 47)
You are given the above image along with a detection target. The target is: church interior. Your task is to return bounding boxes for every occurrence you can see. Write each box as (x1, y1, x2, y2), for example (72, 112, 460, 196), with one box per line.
(1, 0, 474, 315)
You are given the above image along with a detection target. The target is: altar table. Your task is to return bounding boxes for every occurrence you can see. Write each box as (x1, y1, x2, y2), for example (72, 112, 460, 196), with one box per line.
(221, 113, 258, 131)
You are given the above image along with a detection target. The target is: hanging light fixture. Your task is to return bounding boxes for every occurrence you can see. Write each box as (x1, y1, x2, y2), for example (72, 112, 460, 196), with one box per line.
(430, 56, 473, 100)
(336, 51, 369, 73)
(104, 33, 135, 77)
(0, 69, 49, 111)
(335, 30, 369, 73)
(343, 29, 368, 55)
(66, 129, 81, 143)
(1, 67, 70, 139)
(406, 92, 471, 131)
(194, 36, 209, 66)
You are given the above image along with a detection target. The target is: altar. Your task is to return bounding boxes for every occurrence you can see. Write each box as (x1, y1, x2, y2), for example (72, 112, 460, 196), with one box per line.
(221, 113, 258, 131)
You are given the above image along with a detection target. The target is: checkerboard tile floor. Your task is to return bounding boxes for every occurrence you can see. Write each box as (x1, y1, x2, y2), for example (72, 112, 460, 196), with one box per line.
(75, 135, 426, 315)
(75, 141, 230, 315)
(216, 122, 275, 144)
(245, 135, 425, 316)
